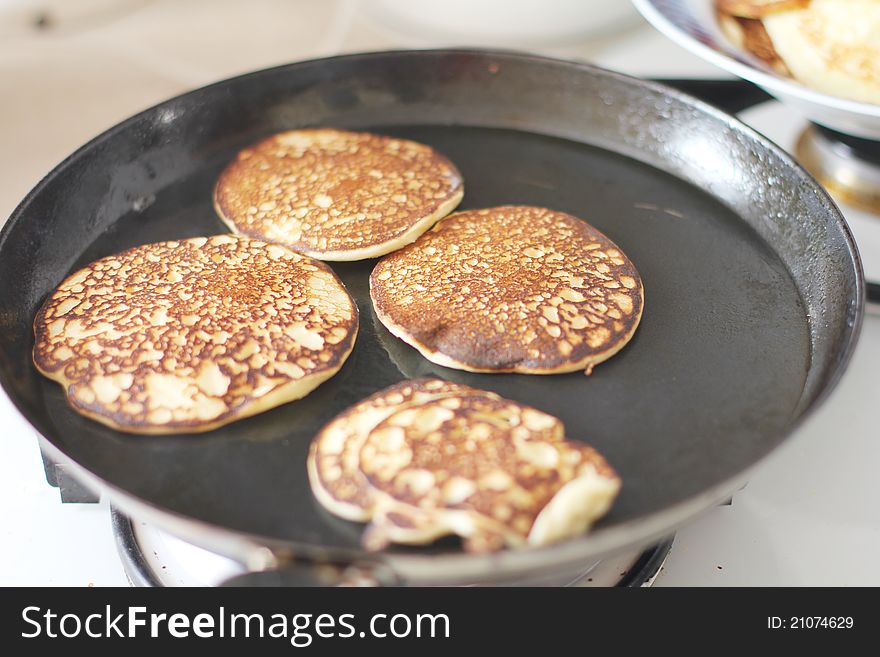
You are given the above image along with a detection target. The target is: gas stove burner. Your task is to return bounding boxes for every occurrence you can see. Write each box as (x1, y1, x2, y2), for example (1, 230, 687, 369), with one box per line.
(111, 508, 673, 587)
(795, 124, 880, 214)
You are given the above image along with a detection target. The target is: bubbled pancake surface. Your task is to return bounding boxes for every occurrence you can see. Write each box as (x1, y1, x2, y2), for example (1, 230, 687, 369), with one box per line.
(308, 379, 620, 553)
(307, 378, 466, 521)
(214, 129, 464, 261)
(33, 235, 358, 434)
(370, 206, 643, 374)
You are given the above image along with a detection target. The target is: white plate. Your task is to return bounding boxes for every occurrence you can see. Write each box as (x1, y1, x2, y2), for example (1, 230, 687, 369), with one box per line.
(632, 0, 880, 138)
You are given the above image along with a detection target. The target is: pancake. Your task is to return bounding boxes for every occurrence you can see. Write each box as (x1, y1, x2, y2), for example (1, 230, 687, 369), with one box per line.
(761, 0, 880, 105)
(716, 0, 808, 18)
(307, 379, 620, 553)
(718, 13, 791, 75)
(308, 378, 469, 522)
(214, 129, 464, 261)
(370, 206, 643, 375)
(33, 235, 358, 434)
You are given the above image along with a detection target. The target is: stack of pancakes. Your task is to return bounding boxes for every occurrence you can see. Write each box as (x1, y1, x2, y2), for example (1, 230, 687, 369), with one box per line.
(717, 0, 880, 104)
(308, 379, 620, 552)
(35, 127, 642, 552)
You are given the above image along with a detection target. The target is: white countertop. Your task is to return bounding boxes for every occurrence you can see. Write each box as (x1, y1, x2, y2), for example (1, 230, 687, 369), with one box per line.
(1, 0, 877, 586)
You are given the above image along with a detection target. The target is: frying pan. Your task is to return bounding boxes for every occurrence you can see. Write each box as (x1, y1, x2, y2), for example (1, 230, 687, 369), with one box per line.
(0, 50, 863, 585)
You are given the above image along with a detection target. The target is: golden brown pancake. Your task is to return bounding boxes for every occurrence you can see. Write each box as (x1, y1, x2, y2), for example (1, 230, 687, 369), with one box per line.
(33, 235, 358, 434)
(718, 13, 791, 75)
(717, 0, 880, 105)
(214, 129, 464, 261)
(308, 378, 466, 522)
(307, 379, 620, 553)
(761, 0, 880, 105)
(370, 206, 643, 375)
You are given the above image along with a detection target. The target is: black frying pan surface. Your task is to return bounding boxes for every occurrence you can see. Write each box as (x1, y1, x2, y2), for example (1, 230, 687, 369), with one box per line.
(0, 51, 860, 570)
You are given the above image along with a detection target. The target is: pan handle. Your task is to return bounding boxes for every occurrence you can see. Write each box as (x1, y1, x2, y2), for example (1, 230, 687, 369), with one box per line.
(219, 553, 403, 587)
(111, 506, 401, 587)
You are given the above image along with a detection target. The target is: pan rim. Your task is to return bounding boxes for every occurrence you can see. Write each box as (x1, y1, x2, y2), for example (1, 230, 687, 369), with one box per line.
(0, 48, 865, 583)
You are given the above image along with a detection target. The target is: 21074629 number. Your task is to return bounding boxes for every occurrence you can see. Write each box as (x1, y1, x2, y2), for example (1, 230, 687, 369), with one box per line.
(767, 617, 854, 629)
